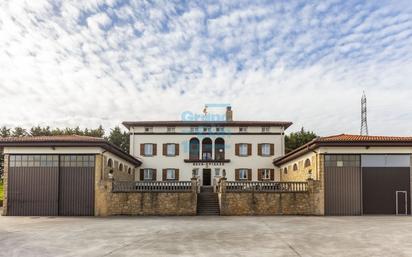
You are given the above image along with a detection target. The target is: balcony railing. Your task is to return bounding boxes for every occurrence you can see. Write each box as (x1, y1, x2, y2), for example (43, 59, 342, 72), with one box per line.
(223, 181, 308, 192)
(112, 181, 194, 192)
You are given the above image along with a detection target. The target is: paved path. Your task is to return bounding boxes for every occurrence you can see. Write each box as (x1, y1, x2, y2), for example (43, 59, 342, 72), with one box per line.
(1, 216, 412, 257)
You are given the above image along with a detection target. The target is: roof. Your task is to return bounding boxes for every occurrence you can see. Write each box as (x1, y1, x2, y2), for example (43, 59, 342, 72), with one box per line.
(274, 134, 412, 166)
(0, 135, 142, 166)
(122, 120, 293, 129)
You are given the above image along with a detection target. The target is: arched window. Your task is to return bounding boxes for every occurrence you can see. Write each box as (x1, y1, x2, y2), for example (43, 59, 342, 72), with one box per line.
(189, 138, 200, 160)
(293, 163, 298, 171)
(108, 158, 113, 168)
(304, 159, 311, 168)
(202, 138, 213, 160)
(215, 138, 225, 160)
(128, 168, 132, 175)
(119, 163, 123, 171)
(283, 167, 288, 174)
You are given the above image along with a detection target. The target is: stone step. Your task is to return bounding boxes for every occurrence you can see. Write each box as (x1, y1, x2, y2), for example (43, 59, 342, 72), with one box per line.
(197, 190, 220, 216)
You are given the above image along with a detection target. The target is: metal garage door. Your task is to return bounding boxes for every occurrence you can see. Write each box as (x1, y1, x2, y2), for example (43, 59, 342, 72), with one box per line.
(59, 155, 95, 216)
(8, 155, 59, 216)
(7, 154, 95, 216)
(324, 155, 362, 215)
(362, 155, 411, 215)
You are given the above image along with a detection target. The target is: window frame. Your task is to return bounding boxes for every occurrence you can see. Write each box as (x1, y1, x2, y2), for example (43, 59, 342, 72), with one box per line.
(261, 143, 271, 156)
(167, 127, 175, 133)
(144, 127, 153, 133)
(143, 169, 153, 180)
(239, 143, 248, 156)
(262, 169, 270, 179)
(262, 127, 270, 132)
(144, 143, 154, 156)
(239, 169, 248, 180)
(166, 143, 176, 156)
(166, 169, 176, 180)
(239, 127, 248, 132)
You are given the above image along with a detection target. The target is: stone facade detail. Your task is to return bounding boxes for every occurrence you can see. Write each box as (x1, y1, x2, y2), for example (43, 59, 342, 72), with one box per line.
(218, 179, 323, 215)
(280, 153, 317, 181)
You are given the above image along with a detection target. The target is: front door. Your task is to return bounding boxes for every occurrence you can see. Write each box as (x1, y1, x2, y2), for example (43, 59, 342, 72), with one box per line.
(203, 169, 211, 186)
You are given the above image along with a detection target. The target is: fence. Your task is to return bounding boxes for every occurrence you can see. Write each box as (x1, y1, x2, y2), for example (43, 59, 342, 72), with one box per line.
(112, 181, 194, 193)
(222, 181, 308, 192)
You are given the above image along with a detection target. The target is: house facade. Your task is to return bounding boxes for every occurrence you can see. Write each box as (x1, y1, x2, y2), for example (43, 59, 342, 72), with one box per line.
(123, 107, 292, 186)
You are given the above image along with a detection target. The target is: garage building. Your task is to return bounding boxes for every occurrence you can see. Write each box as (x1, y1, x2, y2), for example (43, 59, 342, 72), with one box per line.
(0, 135, 141, 216)
(274, 134, 412, 215)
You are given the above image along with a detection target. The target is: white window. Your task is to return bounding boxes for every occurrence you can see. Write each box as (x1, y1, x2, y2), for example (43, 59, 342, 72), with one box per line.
(167, 127, 175, 133)
(239, 127, 248, 132)
(262, 127, 270, 132)
(239, 144, 248, 156)
(215, 168, 220, 176)
(192, 168, 199, 177)
(144, 169, 153, 180)
(262, 169, 270, 179)
(144, 144, 154, 156)
(166, 144, 176, 156)
(167, 169, 176, 180)
(239, 169, 248, 180)
(190, 127, 199, 132)
(216, 127, 224, 132)
(262, 144, 271, 156)
(144, 127, 153, 132)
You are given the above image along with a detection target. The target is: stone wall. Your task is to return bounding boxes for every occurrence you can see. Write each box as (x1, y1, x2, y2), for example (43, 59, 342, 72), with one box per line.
(219, 179, 323, 216)
(102, 155, 135, 181)
(1, 154, 8, 214)
(95, 178, 197, 216)
(279, 153, 318, 182)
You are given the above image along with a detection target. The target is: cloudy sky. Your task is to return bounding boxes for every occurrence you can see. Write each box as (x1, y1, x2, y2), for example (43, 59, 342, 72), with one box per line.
(0, 0, 411, 136)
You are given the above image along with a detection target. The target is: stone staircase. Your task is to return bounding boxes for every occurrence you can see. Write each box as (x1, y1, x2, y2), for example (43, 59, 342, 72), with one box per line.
(197, 186, 220, 216)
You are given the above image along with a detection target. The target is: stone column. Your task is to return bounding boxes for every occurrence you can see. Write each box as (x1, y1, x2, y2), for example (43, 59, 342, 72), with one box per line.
(2, 154, 8, 216)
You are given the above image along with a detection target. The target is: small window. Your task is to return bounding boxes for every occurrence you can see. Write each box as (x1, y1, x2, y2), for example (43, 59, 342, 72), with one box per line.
(216, 127, 224, 132)
(190, 127, 199, 132)
(166, 169, 176, 180)
(167, 127, 175, 133)
(304, 159, 311, 168)
(203, 127, 211, 132)
(119, 163, 123, 171)
(144, 127, 153, 132)
(128, 168, 132, 175)
(192, 168, 199, 177)
(262, 127, 270, 132)
(261, 144, 271, 156)
(239, 144, 248, 156)
(283, 167, 288, 174)
(215, 168, 220, 176)
(262, 169, 270, 179)
(144, 144, 154, 156)
(239, 127, 247, 132)
(166, 144, 176, 156)
(293, 163, 298, 171)
(144, 169, 153, 180)
(239, 169, 248, 179)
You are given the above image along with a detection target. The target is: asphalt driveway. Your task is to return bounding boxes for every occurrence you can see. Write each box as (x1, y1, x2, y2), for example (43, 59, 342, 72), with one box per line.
(1, 215, 412, 257)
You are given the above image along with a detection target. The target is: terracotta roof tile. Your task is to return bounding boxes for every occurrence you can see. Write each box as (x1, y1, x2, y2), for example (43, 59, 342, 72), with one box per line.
(0, 135, 105, 143)
(122, 120, 293, 129)
(318, 134, 412, 142)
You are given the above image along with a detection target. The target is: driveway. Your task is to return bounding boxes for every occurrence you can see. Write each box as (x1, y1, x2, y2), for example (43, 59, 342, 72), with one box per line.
(1, 215, 412, 257)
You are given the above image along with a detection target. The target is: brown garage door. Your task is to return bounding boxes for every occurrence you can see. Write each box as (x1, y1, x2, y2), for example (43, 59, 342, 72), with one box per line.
(8, 155, 59, 216)
(7, 154, 95, 216)
(324, 155, 362, 216)
(362, 167, 411, 215)
(59, 155, 95, 216)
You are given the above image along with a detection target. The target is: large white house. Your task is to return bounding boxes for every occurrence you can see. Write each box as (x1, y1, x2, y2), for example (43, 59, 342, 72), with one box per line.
(123, 107, 292, 185)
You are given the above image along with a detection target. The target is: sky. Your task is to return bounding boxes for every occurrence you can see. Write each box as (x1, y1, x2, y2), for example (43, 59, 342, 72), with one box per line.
(0, 0, 411, 136)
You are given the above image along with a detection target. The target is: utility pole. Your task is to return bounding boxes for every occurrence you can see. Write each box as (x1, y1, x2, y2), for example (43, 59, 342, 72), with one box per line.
(360, 91, 369, 135)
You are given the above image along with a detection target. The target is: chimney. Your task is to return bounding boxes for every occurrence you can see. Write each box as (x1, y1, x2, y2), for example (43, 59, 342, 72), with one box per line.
(226, 106, 233, 121)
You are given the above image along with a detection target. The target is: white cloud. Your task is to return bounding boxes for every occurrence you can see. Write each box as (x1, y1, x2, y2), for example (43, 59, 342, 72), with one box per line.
(0, 0, 411, 136)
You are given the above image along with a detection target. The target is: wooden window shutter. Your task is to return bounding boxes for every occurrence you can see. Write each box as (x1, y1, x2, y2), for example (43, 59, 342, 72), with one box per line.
(247, 169, 252, 181)
(140, 144, 145, 156)
(235, 169, 240, 181)
(247, 144, 252, 156)
(270, 169, 275, 180)
(175, 144, 179, 156)
(153, 169, 157, 181)
(270, 144, 274, 156)
(257, 144, 262, 156)
(235, 144, 240, 156)
(162, 169, 167, 181)
(257, 169, 262, 181)
(175, 169, 179, 180)
(163, 144, 167, 156)
(140, 169, 144, 180)
(153, 144, 157, 156)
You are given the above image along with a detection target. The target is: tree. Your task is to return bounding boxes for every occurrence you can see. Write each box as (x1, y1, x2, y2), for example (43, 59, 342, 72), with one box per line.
(12, 127, 28, 137)
(107, 126, 129, 152)
(0, 126, 11, 137)
(285, 127, 317, 153)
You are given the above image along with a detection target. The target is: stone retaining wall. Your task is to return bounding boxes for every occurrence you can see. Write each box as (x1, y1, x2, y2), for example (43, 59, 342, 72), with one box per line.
(95, 180, 197, 216)
(219, 180, 323, 215)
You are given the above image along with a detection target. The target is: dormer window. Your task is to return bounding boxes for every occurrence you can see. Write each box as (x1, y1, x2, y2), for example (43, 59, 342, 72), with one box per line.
(239, 127, 247, 132)
(144, 127, 153, 132)
(167, 127, 175, 133)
